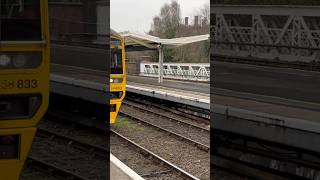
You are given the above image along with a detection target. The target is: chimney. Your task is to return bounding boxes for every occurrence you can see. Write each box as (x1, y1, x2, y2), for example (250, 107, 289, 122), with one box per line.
(202, 17, 208, 26)
(194, 16, 199, 26)
(185, 17, 189, 26)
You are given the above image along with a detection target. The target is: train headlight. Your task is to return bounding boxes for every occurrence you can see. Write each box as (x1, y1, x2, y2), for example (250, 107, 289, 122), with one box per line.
(12, 54, 27, 68)
(110, 78, 123, 83)
(0, 52, 42, 69)
(0, 55, 11, 66)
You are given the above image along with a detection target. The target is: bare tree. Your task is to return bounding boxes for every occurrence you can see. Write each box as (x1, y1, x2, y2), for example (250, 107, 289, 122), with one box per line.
(150, 0, 181, 38)
(148, 1, 209, 63)
(149, 0, 182, 61)
(200, 2, 210, 26)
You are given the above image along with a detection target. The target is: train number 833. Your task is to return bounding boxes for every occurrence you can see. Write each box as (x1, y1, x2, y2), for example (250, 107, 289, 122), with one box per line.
(0, 79, 38, 90)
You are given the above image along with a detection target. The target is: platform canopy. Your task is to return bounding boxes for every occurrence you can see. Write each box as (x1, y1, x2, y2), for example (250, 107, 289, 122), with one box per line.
(120, 31, 209, 49)
(111, 29, 121, 38)
(119, 31, 209, 83)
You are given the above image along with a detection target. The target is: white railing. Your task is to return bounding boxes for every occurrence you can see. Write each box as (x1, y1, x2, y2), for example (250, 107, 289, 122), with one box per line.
(140, 62, 210, 82)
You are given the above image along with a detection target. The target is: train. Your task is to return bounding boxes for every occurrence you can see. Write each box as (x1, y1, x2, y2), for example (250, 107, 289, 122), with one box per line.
(0, 0, 50, 179)
(110, 29, 126, 124)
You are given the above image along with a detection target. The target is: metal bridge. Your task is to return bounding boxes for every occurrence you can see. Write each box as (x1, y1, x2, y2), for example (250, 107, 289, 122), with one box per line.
(140, 63, 210, 82)
(211, 5, 320, 62)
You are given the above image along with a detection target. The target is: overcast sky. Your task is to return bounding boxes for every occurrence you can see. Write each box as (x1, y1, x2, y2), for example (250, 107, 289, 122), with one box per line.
(111, 0, 209, 33)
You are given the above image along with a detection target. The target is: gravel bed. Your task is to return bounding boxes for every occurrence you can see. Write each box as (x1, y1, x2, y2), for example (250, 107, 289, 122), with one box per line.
(20, 166, 64, 180)
(122, 104, 210, 147)
(125, 99, 209, 129)
(112, 116, 210, 180)
(145, 173, 189, 180)
(111, 133, 186, 180)
(28, 129, 107, 179)
(38, 119, 107, 148)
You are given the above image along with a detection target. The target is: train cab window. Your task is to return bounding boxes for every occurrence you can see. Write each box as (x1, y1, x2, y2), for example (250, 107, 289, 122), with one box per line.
(0, 0, 41, 41)
(111, 48, 123, 74)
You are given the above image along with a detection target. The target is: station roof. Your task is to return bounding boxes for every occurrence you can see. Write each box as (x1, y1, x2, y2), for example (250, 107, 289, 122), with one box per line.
(120, 31, 209, 49)
(111, 29, 122, 39)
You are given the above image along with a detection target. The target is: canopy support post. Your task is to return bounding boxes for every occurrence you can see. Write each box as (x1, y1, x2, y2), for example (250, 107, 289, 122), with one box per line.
(158, 44, 164, 83)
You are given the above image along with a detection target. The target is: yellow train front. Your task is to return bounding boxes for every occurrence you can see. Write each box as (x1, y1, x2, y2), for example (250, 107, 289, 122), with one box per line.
(0, 0, 50, 179)
(110, 30, 126, 124)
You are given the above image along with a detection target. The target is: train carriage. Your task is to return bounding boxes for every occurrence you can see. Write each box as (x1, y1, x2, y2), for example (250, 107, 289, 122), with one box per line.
(110, 29, 126, 123)
(0, 0, 50, 179)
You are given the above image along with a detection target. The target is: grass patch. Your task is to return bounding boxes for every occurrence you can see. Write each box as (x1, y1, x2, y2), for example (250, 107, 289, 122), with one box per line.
(113, 116, 143, 131)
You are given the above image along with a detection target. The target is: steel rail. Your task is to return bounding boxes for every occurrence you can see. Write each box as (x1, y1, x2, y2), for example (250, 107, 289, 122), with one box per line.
(123, 100, 209, 132)
(111, 129, 200, 180)
(37, 127, 107, 155)
(125, 96, 210, 124)
(119, 111, 210, 152)
(26, 156, 90, 180)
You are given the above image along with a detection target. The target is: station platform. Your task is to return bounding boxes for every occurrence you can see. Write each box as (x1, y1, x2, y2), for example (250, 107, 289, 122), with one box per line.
(127, 82, 209, 110)
(127, 75, 209, 94)
(110, 153, 144, 180)
(127, 73, 210, 110)
(50, 64, 107, 105)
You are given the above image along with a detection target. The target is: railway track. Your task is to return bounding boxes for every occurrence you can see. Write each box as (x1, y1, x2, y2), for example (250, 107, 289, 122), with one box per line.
(122, 96, 292, 180)
(113, 110, 210, 179)
(23, 156, 89, 180)
(126, 94, 210, 122)
(123, 99, 209, 130)
(24, 117, 107, 180)
(111, 121, 251, 180)
(122, 100, 210, 148)
(111, 129, 199, 180)
(115, 105, 250, 180)
(122, 97, 255, 179)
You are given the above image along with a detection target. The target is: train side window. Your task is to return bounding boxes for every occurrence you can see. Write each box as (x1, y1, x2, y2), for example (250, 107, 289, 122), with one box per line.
(111, 48, 123, 74)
